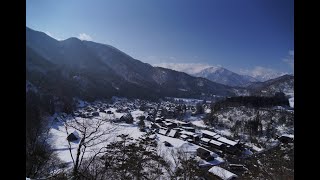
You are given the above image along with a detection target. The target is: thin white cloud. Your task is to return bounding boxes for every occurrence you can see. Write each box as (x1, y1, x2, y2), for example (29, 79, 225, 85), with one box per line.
(283, 50, 294, 69)
(153, 63, 213, 74)
(78, 33, 92, 41)
(239, 66, 287, 81)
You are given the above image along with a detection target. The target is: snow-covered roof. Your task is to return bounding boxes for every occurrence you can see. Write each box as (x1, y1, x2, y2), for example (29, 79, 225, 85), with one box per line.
(208, 166, 238, 180)
(164, 122, 173, 126)
(217, 137, 238, 146)
(182, 126, 195, 130)
(213, 134, 221, 139)
(72, 130, 80, 138)
(176, 120, 189, 125)
(159, 129, 168, 135)
(201, 137, 211, 143)
(201, 130, 217, 137)
(168, 129, 177, 137)
(281, 134, 294, 139)
(180, 134, 188, 139)
(180, 130, 196, 136)
(209, 139, 223, 146)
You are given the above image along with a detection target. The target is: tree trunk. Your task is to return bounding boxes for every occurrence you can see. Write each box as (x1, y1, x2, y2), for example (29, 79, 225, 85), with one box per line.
(73, 137, 85, 179)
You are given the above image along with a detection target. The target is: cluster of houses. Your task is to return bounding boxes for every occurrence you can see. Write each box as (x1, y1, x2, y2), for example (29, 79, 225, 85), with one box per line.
(200, 130, 243, 155)
(67, 99, 248, 179)
(151, 118, 199, 142)
(72, 102, 110, 118)
(149, 116, 244, 179)
(150, 114, 244, 157)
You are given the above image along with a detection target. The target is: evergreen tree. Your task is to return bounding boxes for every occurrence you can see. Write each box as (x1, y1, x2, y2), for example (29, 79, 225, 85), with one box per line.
(104, 133, 167, 179)
(138, 118, 146, 131)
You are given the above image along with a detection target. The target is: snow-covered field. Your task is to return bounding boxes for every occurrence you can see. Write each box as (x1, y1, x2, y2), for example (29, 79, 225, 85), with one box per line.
(49, 118, 144, 164)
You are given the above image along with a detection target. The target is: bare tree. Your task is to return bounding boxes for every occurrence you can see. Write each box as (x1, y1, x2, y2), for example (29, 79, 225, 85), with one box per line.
(64, 115, 116, 179)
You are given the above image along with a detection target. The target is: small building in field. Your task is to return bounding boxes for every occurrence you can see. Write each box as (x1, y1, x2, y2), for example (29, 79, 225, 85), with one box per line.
(67, 131, 80, 142)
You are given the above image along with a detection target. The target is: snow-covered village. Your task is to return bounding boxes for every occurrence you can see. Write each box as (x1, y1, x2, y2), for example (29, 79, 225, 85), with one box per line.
(32, 95, 293, 179)
(26, 1, 294, 179)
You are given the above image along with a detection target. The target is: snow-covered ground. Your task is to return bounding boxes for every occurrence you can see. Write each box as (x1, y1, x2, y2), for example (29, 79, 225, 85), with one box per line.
(48, 108, 144, 165)
(131, 110, 146, 120)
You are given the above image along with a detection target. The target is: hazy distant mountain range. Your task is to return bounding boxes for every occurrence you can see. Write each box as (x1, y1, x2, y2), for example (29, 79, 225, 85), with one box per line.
(154, 64, 289, 87)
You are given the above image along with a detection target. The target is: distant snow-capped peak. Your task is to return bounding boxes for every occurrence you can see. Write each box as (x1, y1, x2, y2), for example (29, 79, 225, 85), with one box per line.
(239, 66, 288, 82)
(196, 66, 223, 74)
(153, 63, 214, 74)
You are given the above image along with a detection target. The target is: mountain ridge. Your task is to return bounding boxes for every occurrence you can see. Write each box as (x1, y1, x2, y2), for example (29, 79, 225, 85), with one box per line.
(193, 66, 259, 87)
(26, 27, 236, 101)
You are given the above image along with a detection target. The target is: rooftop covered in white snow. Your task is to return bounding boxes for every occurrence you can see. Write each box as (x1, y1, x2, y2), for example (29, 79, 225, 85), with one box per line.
(217, 137, 238, 146)
(201, 130, 217, 137)
(208, 166, 238, 180)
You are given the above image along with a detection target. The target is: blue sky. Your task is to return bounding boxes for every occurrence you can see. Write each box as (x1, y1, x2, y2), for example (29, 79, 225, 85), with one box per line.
(26, 0, 294, 75)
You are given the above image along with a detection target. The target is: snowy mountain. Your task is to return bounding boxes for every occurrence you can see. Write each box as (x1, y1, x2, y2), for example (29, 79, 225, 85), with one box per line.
(239, 67, 288, 82)
(250, 73, 287, 82)
(193, 66, 259, 87)
(248, 74, 294, 96)
(26, 27, 236, 101)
